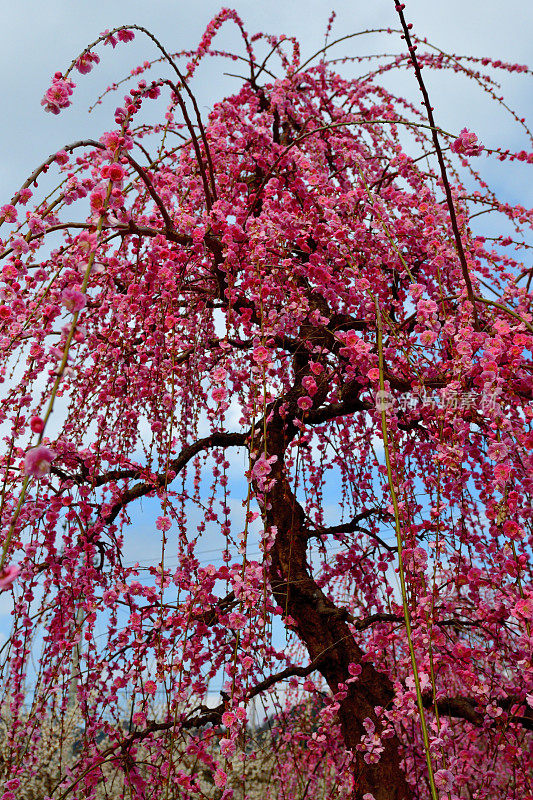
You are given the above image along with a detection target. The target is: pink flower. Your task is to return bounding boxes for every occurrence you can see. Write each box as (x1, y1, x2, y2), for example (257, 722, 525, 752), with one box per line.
(212, 386, 227, 403)
(214, 769, 227, 788)
(24, 445, 55, 478)
(408, 283, 425, 300)
(75, 51, 100, 75)
(363, 751, 381, 764)
(101, 29, 118, 48)
(77, 230, 97, 254)
(252, 345, 270, 364)
(512, 595, 533, 620)
(100, 130, 122, 153)
(55, 150, 69, 165)
(451, 128, 483, 157)
(90, 187, 107, 215)
(297, 396, 313, 411)
(118, 29, 135, 43)
(0, 565, 21, 591)
(434, 769, 454, 792)
(252, 454, 277, 481)
(302, 376, 318, 396)
(419, 330, 437, 346)
(61, 287, 87, 313)
(417, 297, 438, 318)
(222, 711, 235, 727)
(102, 163, 125, 183)
(18, 188, 32, 204)
(0, 205, 17, 223)
(41, 76, 75, 115)
(487, 441, 508, 461)
(219, 737, 236, 756)
(156, 516, 171, 531)
(12, 237, 29, 254)
(144, 680, 157, 695)
(228, 611, 246, 629)
(30, 416, 45, 434)
(493, 462, 511, 484)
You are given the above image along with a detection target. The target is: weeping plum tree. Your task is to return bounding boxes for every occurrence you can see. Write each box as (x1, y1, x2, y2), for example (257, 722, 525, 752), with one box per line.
(0, 5, 532, 800)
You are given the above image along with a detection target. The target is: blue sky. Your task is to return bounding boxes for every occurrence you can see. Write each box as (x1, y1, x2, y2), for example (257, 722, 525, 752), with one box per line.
(2, 0, 532, 203)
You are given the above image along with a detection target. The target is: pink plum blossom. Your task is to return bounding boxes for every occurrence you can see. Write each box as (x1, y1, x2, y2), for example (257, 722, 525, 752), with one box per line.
(408, 283, 425, 300)
(487, 441, 508, 461)
(41, 75, 75, 115)
(101, 29, 118, 48)
(302, 375, 318, 395)
(90, 187, 107, 215)
(212, 386, 228, 403)
(493, 462, 511, 483)
(451, 128, 483, 156)
(18, 187, 32, 204)
(252, 453, 277, 481)
(75, 51, 100, 75)
(12, 237, 29, 254)
(0, 565, 21, 591)
(221, 710, 235, 727)
(252, 345, 270, 364)
(434, 769, 454, 793)
(55, 150, 69, 165)
(297, 396, 313, 411)
(219, 737, 236, 756)
(24, 445, 55, 478)
(30, 416, 45, 434)
(102, 163, 125, 183)
(0, 205, 17, 223)
(61, 286, 87, 312)
(512, 595, 533, 620)
(117, 29, 135, 43)
(214, 769, 227, 788)
(76, 230, 97, 254)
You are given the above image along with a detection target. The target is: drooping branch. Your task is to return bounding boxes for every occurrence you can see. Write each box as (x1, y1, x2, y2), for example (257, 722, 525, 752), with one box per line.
(103, 431, 248, 523)
(308, 507, 397, 552)
(423, 693, 533, 731)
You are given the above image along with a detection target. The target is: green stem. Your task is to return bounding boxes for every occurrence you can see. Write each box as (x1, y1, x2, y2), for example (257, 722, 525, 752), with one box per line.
(375, 297, 438, 800)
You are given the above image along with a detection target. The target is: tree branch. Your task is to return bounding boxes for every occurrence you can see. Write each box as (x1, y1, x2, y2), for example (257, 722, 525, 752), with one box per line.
(103, 431, 247, 523)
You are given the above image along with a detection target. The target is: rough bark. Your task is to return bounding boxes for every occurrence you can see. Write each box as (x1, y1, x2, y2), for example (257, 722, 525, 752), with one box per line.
(261, 415, 410, 800)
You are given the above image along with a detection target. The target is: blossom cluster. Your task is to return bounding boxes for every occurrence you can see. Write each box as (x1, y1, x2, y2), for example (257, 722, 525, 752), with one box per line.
(0, 11, 531, 800)
(41, 73, 75, 114)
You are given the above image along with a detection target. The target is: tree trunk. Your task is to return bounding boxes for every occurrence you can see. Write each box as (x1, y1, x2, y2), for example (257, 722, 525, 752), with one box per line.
(263, 444, 410, 800)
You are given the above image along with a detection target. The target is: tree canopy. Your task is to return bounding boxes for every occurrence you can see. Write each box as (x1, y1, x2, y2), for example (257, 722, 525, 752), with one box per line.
(0, 6, 532, 800)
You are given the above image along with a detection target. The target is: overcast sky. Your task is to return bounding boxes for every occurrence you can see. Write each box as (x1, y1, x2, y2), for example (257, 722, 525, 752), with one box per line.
(2, 0, 532, 206)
